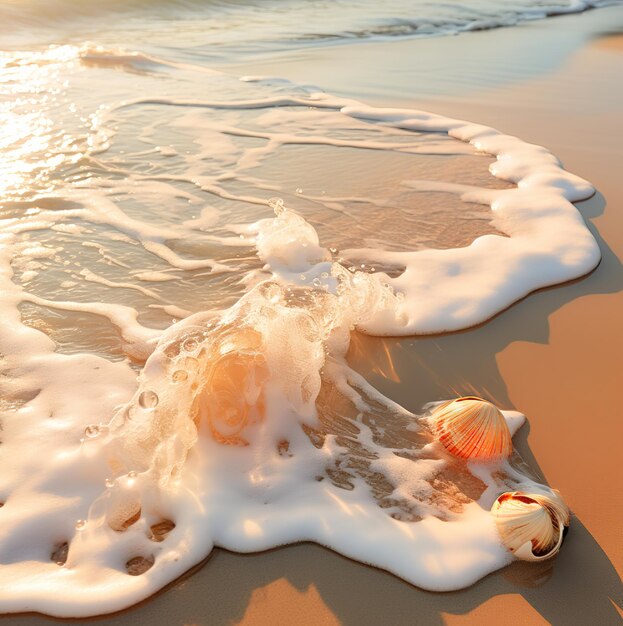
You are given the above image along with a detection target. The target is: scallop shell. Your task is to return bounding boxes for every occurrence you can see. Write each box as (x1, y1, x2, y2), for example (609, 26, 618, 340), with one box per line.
(492, 490, 570, 561)
(432, 396, 513, 461)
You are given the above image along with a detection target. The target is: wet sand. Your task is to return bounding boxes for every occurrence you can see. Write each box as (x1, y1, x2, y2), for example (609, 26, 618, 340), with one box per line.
(3, 6, 622, 626)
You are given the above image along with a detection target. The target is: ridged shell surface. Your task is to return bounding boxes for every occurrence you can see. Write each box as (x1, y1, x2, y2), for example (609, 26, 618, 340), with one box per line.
(492, 491, 570, 561)
(432, 396, 513, 461)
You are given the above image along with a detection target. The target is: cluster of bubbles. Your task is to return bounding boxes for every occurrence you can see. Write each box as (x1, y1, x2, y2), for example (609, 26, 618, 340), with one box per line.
(70, 200, 416, 568)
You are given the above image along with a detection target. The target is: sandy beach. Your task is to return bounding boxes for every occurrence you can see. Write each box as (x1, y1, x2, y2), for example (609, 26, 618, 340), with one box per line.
(1, 5, 622, 626)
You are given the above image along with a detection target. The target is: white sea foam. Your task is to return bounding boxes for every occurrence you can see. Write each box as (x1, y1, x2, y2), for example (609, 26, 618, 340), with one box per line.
(0, 234, 537, 616)
(0, 45, 600, 617)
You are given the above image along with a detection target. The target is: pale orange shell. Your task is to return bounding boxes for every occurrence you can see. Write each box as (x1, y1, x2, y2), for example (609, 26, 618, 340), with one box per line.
(432, 396, 512, 461)
(492, 490, 570, 561)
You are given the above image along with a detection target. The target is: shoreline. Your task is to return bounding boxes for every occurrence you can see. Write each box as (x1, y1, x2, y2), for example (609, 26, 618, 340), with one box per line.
(2, 6, 622, 625)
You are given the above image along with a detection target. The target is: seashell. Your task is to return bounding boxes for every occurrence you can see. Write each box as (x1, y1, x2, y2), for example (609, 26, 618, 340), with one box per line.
(432, 396, 512, 461)
(492, 490, 570, 561)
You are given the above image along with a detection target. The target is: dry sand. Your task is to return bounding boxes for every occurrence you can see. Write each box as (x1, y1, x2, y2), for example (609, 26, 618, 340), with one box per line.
(2, 6, 622, 625)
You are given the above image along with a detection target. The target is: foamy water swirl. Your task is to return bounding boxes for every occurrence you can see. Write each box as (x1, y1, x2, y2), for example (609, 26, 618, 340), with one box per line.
(0, 45, 600, 617)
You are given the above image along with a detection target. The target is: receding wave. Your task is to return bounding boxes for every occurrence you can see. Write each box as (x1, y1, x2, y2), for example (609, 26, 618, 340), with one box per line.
(0, 43, 599, 615)
(1, 0, 620, 50)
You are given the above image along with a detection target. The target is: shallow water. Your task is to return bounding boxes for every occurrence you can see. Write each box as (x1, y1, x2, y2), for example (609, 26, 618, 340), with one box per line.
(1, 0, 619, 51)
(0, 2, 605, 617)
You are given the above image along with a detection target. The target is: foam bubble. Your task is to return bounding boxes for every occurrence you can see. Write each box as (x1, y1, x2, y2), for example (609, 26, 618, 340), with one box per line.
(138, 390, 159, 409)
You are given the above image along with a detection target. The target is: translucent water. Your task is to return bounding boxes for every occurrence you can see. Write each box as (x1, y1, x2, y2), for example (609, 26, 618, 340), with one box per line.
(0, 9, 602, 617)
